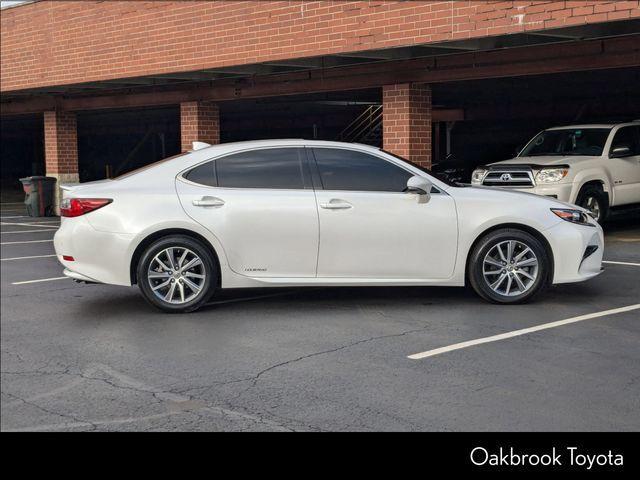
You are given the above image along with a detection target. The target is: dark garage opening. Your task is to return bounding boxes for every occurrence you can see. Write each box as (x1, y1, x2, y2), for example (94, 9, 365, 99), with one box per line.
(77, 106, 180, 182)
(0, 114, 44, 202)
(432, 67, 640, 181)
(219, 89, 382, 145)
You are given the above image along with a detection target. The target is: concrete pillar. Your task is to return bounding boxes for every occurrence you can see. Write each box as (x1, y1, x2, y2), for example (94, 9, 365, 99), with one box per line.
(382, 83, 432, 168)
(44, 110, 79, 213)
(180, 101, 220, 151)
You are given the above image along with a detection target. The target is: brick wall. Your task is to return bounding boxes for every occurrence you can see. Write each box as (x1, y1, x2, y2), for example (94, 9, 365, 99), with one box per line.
(180, 101, 220, 152)
(44, 110, 78, 174)
(383, 83, 432, 167)
(2, 1, 638, 92)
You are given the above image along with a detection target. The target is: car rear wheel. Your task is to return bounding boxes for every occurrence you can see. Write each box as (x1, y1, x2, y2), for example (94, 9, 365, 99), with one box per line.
(137, 235, 216, 313)
(468, 229, 550, 304)
(576, 185, 608, 223)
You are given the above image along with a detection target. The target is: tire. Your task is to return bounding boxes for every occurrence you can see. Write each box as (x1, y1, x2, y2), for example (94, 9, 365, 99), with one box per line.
(137, 235, 217, 313)
(575, 184, 608, 224)
(468, 228, 550, 304)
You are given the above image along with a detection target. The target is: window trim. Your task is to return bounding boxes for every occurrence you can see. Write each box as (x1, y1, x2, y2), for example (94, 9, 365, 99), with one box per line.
(308, 146, 441, 194)
(178, 146, 313, 190)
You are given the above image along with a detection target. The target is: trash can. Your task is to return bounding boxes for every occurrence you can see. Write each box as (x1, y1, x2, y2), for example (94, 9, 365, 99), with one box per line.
(19, 176, 57, 217)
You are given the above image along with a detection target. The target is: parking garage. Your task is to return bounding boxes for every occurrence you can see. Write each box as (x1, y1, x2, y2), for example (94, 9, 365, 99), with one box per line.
(1, 1, 639, 433)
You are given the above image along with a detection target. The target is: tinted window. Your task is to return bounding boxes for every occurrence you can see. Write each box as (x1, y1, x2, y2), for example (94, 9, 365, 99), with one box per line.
(313, 148, 412, 192)
(610, 126, 640, 155)
(216, 148, 306, 189)
(521, 128, 611, 157)
(185, 161, 216, 186)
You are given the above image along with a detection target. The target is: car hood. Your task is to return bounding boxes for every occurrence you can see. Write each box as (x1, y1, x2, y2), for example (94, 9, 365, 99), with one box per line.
(465, 184, 588, 212)
(487, 155, 593, 167)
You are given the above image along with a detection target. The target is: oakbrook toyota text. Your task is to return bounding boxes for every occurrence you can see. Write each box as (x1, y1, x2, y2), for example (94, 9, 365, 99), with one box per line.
(470, 446, 624, 470)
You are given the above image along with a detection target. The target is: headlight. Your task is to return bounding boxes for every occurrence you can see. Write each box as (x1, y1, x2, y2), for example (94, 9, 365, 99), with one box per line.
(471, 168, 487, 184)
(550, 208, 593, 226)
(535, 167, 569, 183)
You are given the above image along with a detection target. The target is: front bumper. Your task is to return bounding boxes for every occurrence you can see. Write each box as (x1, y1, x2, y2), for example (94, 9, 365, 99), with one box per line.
(545, 219, 604, 284)
(495, 183, 574, 203)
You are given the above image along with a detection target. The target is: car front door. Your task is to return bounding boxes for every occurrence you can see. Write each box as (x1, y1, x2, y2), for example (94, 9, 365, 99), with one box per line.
(310, 147, 458, 280)
(176, 147, 319, 278)
(608, 126, 640, 205)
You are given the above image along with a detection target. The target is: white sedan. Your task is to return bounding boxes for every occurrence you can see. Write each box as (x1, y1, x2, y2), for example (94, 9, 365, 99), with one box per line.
(54, 140, 604, 313)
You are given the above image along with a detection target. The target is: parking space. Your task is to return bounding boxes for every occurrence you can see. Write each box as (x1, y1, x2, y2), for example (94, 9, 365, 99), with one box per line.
(1, 203, 639, 432)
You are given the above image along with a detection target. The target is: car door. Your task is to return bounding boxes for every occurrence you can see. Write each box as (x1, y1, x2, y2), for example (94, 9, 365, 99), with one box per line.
(310, 147, 458, 279)
(176, 147, 319, 278)
(608, 126, 640, 205)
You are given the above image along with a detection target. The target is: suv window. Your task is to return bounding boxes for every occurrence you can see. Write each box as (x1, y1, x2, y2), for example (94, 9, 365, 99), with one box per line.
(312, 148, 412, 192)
(216, 148, 306, 189)
(610, 126, 640, 155)
(520, 128, 611, 157)
(184, 161, 216, 186)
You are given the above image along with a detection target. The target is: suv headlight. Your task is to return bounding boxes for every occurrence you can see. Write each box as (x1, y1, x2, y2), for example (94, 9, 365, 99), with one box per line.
(551, 208, 593, 226)
(535, 167, 569, 183)
(471, 168, 487, 184)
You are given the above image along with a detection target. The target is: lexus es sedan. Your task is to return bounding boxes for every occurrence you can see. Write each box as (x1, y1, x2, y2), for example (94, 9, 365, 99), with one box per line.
(54, 140, 604, 313)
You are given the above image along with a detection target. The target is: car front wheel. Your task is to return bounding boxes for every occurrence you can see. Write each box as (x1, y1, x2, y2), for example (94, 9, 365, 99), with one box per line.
(137, 235, 216, 313)
(468, 229, 550, 304)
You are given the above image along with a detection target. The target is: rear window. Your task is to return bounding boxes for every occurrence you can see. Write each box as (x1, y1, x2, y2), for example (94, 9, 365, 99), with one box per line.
(114, 152, 188, 179)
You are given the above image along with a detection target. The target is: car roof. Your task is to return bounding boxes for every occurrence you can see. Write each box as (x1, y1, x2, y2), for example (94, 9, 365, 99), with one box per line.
(192, 138, 381, 154)
(547, 121, 639, 130)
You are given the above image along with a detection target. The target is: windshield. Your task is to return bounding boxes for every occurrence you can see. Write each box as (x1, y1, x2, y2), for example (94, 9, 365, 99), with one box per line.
(381, 150, 462, 187)
(520, 128, 611, 157)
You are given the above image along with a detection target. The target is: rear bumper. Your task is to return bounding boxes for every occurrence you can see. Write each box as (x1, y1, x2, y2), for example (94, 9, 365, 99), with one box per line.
(53, 217, 134, 286)
(545, 220, 604, 284)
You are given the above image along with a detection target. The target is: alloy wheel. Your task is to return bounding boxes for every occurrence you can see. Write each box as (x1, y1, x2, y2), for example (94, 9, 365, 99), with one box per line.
(147, 247, 206, 304)
(482, 240, 539, 297)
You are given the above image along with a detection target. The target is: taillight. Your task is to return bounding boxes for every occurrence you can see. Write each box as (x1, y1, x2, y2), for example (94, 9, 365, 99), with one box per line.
(60, 198, 112, 217)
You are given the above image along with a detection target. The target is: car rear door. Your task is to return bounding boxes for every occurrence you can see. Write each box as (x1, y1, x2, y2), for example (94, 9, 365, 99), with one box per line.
(176, 147, 319, 278)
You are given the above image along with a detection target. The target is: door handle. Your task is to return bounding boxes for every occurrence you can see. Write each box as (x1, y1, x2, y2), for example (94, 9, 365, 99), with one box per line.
(320, 199, 352, 210)
(192, 196, 225, 207)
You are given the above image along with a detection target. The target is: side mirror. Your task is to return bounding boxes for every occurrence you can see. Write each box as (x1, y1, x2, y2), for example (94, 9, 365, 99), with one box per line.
(610, 146, 632, 158)
(406, 175, 432, 202)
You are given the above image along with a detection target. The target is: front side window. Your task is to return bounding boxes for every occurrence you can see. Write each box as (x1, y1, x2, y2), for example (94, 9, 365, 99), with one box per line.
(216, 148, 306, 189)
(520, 128, 611, 157)
(610, 126, 640, 155)
(312, 148, 412, 192)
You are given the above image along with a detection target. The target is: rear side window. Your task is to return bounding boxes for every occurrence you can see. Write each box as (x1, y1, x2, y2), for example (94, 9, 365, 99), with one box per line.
(312, 148, 412, 192)
(184, 161, 216, 186)
(216, 148, 306, 189)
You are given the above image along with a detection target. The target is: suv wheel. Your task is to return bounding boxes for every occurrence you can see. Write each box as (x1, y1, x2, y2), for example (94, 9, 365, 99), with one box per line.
(137, 235, 216, 313)
(468, 229, 550, 304)
(576, 185, 608, 223)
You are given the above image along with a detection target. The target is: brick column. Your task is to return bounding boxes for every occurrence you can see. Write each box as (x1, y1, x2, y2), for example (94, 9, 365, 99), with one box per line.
(180, 101, 220, 151)
(382, 83, 432, 168)
(44, 110, 79, 213)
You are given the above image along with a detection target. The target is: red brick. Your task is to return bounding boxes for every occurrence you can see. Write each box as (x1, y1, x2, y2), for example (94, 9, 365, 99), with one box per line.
(2, 1, 639, 93)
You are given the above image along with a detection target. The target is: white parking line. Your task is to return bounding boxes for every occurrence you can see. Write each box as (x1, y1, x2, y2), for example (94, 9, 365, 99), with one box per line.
(1, 239, 54, 245)
(11, 276, 69, 285)
(1, 222, 58, 228)
(602, 260, 640, 267)
(407, 304, 640, 360)
(1, 254, 57, 261)
(1, 230, 56, 234)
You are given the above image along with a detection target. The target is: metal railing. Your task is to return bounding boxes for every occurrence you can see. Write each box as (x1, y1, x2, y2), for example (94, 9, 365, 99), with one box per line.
(337, 105, 383, 144)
